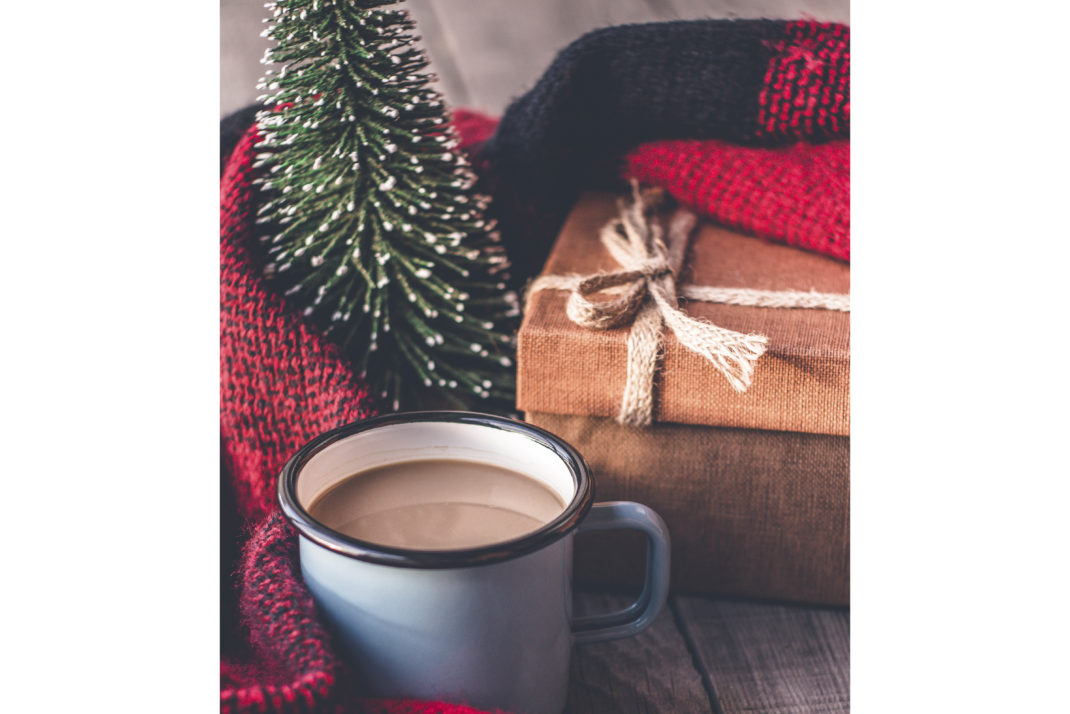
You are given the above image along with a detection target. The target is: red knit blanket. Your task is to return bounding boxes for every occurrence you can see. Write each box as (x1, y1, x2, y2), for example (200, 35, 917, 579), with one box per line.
(456, 111, 849, 263)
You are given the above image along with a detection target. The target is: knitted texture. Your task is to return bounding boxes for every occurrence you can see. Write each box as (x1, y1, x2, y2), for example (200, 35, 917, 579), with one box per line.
(220, 124, 378, 525)
(446, 109, 851, 262)
(756, 21, 850, 141)
(221, 513, 341, 714)
(625, 139, 849, 261)
(478, 19, 850, 283)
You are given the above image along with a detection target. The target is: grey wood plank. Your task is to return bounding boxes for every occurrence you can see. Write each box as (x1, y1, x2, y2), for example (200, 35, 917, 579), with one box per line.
(567, 593, 714, 714)
(674, 598, 849, 714)
(658, 0, 849, 23)
(221, 0, 274, 117)
(406, 0, 474, 109)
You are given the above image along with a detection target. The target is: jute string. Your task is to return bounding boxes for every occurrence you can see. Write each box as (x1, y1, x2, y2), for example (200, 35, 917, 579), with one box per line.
(525, 183, 851, 427)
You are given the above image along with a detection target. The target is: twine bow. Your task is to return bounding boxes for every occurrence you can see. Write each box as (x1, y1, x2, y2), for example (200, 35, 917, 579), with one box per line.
(526, 183, 850, 427)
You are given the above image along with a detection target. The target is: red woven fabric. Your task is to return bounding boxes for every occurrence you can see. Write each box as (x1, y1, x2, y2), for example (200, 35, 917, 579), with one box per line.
(450, 109, 499, 150)
(450, 108, 851, 263)
(756, 20, 850, 141)
(221, 513, 339, 713)
(624, 139, 850, 261)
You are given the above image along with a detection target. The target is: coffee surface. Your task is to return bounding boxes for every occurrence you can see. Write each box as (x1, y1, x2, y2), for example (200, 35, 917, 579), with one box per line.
(307, 459, 567, 550)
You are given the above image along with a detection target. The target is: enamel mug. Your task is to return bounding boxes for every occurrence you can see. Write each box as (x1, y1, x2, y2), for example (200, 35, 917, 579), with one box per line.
(278, 411, 671, 714)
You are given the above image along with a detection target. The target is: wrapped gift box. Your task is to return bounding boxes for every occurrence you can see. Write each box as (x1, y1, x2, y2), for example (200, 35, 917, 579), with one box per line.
(518, 192, 849, 605)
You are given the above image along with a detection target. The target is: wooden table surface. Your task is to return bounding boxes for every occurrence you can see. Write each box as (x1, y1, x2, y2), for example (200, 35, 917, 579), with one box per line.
(221, 2, 851, 710)
(570, 591, 848, 713)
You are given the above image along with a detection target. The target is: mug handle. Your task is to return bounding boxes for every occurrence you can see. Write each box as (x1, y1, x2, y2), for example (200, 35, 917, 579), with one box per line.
(571, 501, 671, 645)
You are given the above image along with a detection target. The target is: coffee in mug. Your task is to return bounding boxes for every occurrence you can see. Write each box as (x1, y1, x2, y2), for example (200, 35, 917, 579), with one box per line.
(306, 459, 567, 550)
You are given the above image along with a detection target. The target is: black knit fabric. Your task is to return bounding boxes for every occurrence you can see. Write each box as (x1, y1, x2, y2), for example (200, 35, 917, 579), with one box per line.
(480, 19, 788, 283)
(485, 20, 783, 184)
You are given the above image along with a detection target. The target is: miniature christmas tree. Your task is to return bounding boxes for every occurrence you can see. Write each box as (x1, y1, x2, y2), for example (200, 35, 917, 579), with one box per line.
(252, 0, 516, 409)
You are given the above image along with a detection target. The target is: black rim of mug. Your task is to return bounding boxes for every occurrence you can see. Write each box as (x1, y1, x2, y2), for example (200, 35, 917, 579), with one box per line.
(277, 410, 595, 569)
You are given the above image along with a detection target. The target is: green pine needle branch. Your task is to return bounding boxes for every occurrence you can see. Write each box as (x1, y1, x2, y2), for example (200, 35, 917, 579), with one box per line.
(251, 0, 518, 411)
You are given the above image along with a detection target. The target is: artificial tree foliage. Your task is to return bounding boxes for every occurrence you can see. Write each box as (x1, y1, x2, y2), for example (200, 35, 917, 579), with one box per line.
(252, 0, 516, 409)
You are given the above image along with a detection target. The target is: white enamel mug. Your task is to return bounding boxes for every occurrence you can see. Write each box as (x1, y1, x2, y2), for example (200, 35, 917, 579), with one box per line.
(278, 411, 671, 714)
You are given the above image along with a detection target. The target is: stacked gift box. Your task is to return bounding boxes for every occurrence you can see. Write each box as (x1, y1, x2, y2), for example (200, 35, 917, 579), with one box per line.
(518, 191, 849, 606)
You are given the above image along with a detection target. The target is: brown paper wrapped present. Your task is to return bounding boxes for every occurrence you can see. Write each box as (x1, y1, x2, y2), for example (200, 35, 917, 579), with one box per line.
(518, 190, 849, 605)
